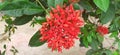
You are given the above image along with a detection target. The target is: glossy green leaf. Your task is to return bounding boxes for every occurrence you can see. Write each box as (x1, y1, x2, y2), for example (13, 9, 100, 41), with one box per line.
(79, 0, 92, 11)
(73, 3, 80, 10)
(87, 36, 92, 43)
(113, 51, 119, 55)
(34, 16, 46, 24)
(0, 1, 43, 17)
(13, 15, 33, 25)
(93, 0, 109, 12)
(100, 4, 115, 24)
(55, 0, 63, 7)
(47, 0, 55, 8)
(83, 37, 89, 48)
(81, 27, 88, 37)
(29, 31, 46, 47)
(110, 31, 118, 38)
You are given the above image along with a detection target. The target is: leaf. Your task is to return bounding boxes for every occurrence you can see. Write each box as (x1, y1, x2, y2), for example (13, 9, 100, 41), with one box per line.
(86, 49, 94, 55)
(5, 18, 13, 25)
(114, 17, 120, 30)
(93, 0, 110, 12)
(100, 49, 112, 55)
(73, 3, 80, 10)
(100, 4, 115, 24)
(113, 51, 119, 55)
(118, 41, 120, 52)
(0, 2, 9, 10)
(79, 0, 92, 11)
(0, 1, 44, 17)
(87, 35, 92, 43)
(29, 31, 46, 47)
(55, 0, 63, 7)
(97, 34, 104, 43)
(90, 40, 98, 50)
(81, 27, 88, 36)
(110, 31, 118, 38)
(47, 0, 55, 8)
(13, 15, 33, 25)
(82, 37, 89, 48)
(109, 17, 120, 32)
(34, 16, 46, 24)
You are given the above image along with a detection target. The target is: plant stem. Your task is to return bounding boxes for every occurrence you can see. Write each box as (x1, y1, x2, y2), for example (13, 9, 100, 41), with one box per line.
(36, 0, 49, 14)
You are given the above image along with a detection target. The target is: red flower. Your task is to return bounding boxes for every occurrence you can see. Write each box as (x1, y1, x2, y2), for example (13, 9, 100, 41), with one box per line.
(97, 26, 109, 36)
(40, 4, 84, 52)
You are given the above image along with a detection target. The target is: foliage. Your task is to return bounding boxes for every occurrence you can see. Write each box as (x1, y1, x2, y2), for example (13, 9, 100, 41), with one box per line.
(0, 0, 120, 55)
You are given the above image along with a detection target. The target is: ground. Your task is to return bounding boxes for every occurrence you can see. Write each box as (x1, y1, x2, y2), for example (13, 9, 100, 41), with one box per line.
(0, 16, 114, 55)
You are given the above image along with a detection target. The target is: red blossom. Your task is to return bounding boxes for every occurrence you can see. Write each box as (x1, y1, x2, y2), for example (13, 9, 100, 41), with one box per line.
(40, 4, 84, 52)
(97, 26, 109, 36)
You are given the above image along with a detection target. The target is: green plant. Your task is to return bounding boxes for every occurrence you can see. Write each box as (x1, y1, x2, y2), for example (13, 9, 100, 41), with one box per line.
(0, 0, 120, 55)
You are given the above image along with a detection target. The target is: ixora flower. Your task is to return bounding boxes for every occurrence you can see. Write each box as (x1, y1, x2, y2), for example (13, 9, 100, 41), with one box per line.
(97, 26, 109, 36)
(40, 4, 84, 52)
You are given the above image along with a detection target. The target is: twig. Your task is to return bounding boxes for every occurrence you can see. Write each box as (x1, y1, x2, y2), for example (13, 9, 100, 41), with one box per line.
(36, 0, 49, 14)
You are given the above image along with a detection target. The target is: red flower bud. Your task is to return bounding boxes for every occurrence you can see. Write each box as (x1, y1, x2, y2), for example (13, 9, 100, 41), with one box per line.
(97, 26, 109, 36)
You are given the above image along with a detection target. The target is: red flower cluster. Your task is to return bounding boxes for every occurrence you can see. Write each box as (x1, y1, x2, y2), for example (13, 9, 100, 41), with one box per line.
(40, 4, 84, 52)
(97, 26, 109, 36)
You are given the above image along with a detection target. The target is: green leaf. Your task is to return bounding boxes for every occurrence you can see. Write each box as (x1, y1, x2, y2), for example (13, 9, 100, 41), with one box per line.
(86, 49, 94, 55)
(93, 0, 109, 12)
(79, 0, 92, 11)
(113, 51, 119, 55)
(87, 35, 92, 43)
(73, 3, 80, 10)
(114, 17, 120, 29)
(29, 31, 46, 47)
(81, 27, 88, 36)
(110, 31, 118, 38)
(90, 40, 98, 50)
(5, 18, 13, 25)
(118, 41, 120, 52)
(34, 16, 46, 24)
(13, 15, 33, 25)
(47, 0, 55, 8)
(100, 49, 112, 55)
(0, 1, 44, 17)
(97, 34, 104, 43)
(55, 0, 63, 7)
(82, 37, 89, 48)
(100, 4, 115, 24)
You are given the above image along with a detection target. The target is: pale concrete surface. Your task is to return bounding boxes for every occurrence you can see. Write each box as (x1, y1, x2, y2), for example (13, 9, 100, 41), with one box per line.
(0, 17, 115, 55)
(0, 20, 89, 55)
